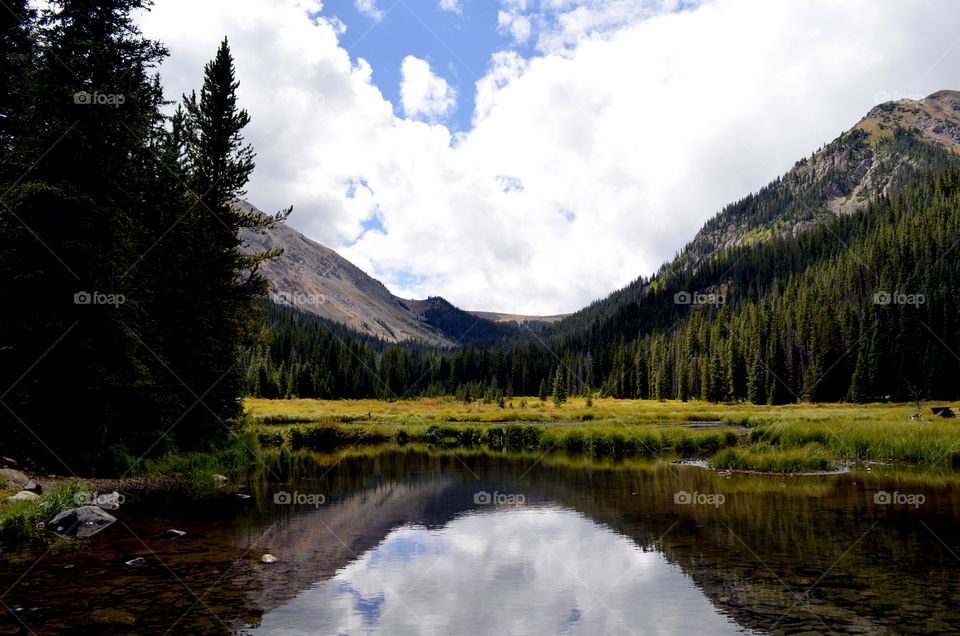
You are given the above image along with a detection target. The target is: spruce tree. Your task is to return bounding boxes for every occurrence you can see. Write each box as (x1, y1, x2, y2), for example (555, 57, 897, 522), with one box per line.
(176, 38, 288, 447)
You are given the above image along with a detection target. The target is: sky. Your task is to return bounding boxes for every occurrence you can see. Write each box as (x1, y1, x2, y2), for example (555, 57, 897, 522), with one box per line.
(136, 0, 960, 315)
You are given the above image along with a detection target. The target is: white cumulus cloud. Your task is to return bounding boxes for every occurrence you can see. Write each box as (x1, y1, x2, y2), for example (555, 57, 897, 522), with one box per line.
(399, 55, 457, 121)
(354, 0, 383, 21)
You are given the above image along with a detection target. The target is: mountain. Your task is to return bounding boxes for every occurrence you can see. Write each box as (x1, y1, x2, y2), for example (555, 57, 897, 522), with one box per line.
(238, 204, 518, 346)
(555, 90, 960, 337)
(678, 89, 960, 271)
(245, 90, 960, 403)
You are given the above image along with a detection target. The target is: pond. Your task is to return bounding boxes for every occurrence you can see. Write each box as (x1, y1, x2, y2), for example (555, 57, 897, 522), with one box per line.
(1, 446, 960, 634)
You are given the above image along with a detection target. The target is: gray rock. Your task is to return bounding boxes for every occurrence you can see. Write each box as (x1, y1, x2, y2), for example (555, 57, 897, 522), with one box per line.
(165, 529, 186, 538)
(125, 557, 145, 566)
(23, 480, 42, 494)
(48, 506, 117, 538)
(7, 490, 39, 502)
(235, 493, 251, 500)
(261, 554, 278, 563)
(0, 468, 29, 489)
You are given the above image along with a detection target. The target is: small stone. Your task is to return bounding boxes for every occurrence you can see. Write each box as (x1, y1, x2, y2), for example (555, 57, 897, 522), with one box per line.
(64, 565, 75, 569)
(125, 557, 146, 566)
(165, 529, 186, 538)
(235, 493, 251, 500)
(23, 480, 42, 494)
(261, 554, 278, 563)
(7, 490, 39, 501)
(212, 474, 228, 486)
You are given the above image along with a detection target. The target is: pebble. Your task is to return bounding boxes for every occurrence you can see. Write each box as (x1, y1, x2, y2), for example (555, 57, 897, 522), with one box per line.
(261, 554, 278, 563)
(165, 529, 187, 538)
(125, 557, 146, 566)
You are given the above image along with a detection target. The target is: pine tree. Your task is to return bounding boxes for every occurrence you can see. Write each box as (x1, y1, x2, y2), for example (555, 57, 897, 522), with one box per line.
(551, 367, 567, 405)
(176, 38, 288, 447)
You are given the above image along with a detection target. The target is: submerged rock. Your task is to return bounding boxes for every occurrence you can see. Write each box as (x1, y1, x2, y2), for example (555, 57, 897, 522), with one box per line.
(48, 506, 117, 538)
(125, 557, 146, 566)
(235, 493, 251, 500)
(165, 529, 186, 538)
(91, 607, 136, 626)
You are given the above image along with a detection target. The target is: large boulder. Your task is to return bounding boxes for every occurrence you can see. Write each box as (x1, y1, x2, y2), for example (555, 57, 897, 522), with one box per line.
(48, 506, 117, 538)
(0, 468, 30, 490)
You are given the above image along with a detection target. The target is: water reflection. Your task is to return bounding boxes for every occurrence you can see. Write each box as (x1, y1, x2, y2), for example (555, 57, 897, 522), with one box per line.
(252, 507, 751, 635)
(1, 445, 960, 634)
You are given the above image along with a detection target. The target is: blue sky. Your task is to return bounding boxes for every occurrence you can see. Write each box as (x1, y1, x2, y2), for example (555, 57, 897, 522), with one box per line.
(319, 0, 528, 133)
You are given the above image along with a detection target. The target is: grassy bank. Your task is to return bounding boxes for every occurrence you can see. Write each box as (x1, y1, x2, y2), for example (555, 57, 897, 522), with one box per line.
(0, 431, 265, 544)
(249, 419, 740, 459)
(0, 480, 88, 542)
(246, 397, 960, 470)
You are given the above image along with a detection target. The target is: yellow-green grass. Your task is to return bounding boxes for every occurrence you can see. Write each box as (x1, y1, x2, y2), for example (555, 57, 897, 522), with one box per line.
(248, 418, 741, 459)
(244, 397, 935, 427)
(245, 398, 960, 468)
(748, 418, 960, 464)
(710, 443, 836, 473)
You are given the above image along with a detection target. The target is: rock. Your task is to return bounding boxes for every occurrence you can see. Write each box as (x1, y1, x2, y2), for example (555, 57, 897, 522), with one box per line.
(1, 457, 16, 465)
(165, 529, 186, 538)
(22, 480, 42, 494)
(212, 474, 228, 486)
(261, 554, 278, 563)
(91, 608, 136, 626)
(0, 468, 29, 489)
(235, 493, 251, 500)
(47, 506, 117, 538)
(7, 490, 39, 502)
(125, 557, 146, 566)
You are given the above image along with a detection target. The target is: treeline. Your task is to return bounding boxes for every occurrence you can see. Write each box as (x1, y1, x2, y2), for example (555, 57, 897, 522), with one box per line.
(0, 1, 284, 468)
(249, 165, 960, 403)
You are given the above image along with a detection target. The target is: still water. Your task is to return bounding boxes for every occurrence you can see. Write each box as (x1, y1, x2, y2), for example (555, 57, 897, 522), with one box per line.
(1, 446, 960, 634)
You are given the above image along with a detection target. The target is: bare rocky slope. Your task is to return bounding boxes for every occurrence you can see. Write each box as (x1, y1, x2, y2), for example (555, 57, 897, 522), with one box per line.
(238, 204, 532, 346)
